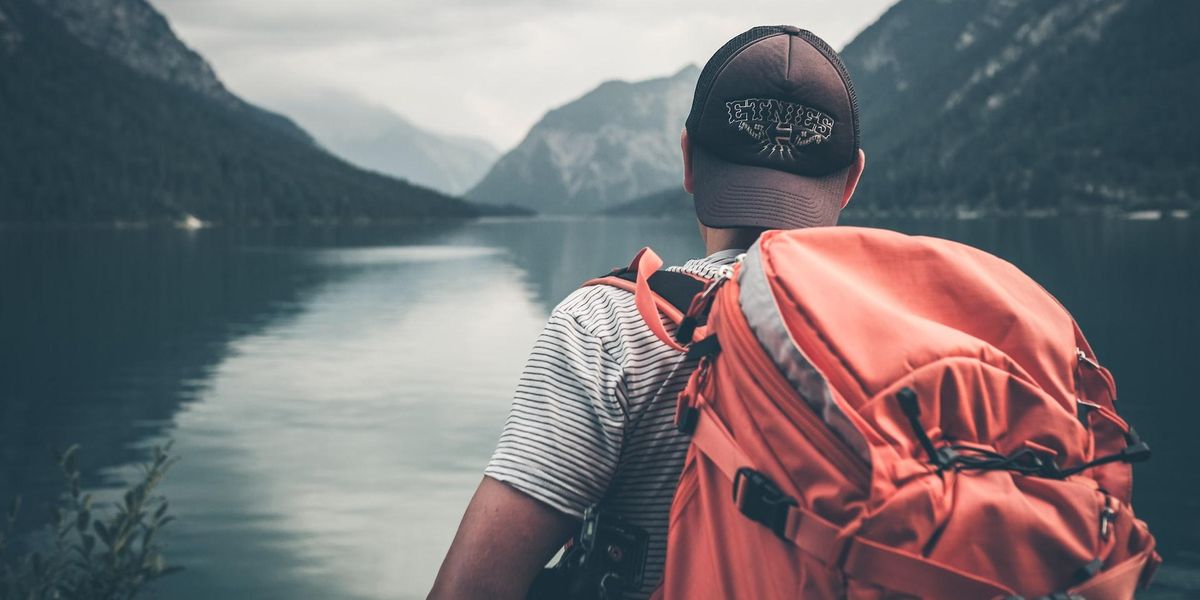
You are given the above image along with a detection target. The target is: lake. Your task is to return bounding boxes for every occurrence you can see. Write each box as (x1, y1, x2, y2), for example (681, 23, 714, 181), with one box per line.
(1, 216, 1197, 598)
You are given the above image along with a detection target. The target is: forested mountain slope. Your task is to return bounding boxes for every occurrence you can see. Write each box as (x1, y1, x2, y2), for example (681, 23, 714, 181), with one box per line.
(0, 0, 480, 224)
(840, 0, 1198, 211)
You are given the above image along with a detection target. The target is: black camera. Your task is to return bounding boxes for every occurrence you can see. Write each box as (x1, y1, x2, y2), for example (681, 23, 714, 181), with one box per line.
(527, 505, 648, 599)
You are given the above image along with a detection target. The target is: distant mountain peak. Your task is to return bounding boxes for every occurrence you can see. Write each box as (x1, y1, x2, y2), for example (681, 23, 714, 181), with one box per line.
(282, 90, 500, 195)
(672, 63, 700, 78)
(468, 66, 700, 213)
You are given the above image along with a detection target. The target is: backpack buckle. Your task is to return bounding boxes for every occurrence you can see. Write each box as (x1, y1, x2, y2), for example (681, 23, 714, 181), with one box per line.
(732, 468, 797, 540)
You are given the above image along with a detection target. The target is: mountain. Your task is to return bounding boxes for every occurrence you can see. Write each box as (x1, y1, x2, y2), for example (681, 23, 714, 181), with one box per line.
(603, 186, 692, 218)
(611, 0, 1198, 217)
(29, 0, 312, 144)
(284, 92, 499, 196)
(0, 0, 483, 224)
(467, 65, 699, 214)
(839, 0, 1199, 211)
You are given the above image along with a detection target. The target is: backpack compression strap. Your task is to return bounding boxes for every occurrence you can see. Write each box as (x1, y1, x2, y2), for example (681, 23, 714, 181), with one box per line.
(581, 247, 709, 352)
(683, 400, 1159, 600)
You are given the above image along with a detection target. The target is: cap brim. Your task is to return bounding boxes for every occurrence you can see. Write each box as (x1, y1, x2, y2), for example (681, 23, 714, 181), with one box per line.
(692, 145, 850, 230)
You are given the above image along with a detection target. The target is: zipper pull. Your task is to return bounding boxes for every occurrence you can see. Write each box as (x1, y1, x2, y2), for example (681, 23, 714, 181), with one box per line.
(1099, 495, 1116, 539)
(1076, 347, 1101, 370)
(714, 252, 746, 280)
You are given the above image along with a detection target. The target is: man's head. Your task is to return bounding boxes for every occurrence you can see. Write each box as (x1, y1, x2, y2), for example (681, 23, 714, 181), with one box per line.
(682, 26, 865, 246)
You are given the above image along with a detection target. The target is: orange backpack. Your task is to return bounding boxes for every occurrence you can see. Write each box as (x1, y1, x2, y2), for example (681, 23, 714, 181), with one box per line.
(607, 227, 1159, 599)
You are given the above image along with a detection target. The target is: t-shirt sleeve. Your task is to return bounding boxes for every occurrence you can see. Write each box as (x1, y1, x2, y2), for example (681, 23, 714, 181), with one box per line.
(484, 306, 626, 518)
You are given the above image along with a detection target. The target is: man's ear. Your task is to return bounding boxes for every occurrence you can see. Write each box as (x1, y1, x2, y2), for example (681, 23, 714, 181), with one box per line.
(841, 149, 866, 209)
(681, 128, 694, 194)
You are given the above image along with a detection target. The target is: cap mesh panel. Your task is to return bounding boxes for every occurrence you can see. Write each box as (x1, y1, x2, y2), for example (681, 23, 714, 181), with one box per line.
(685, 26, 785, 137)
(794, 29, 861, 151)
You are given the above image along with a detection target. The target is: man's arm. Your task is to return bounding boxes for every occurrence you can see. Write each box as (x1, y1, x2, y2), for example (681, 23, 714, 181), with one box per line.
(428, 476, 576, 600)
(430, 302, 626, 598)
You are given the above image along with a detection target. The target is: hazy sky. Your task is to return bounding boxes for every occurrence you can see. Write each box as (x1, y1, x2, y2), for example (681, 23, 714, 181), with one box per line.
(154, 0, 896, 151)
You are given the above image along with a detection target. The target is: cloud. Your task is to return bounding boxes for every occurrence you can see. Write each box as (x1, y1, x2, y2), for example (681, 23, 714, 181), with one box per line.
(154, 0, 895, 149)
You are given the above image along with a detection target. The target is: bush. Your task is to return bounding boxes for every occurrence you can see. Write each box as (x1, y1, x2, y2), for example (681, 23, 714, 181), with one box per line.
(0, 443, 181, 599)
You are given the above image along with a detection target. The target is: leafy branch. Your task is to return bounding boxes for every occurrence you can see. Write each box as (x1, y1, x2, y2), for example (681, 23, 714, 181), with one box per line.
(1, 443, 181, 599)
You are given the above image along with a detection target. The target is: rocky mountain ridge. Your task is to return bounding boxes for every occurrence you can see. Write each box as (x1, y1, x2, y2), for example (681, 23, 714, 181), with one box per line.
(29, 0, 312, 143)
(838, 0, 1196, 210)
(467, 65, 699, 214)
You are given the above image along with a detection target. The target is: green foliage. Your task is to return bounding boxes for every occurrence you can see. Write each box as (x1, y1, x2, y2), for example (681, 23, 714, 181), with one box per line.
(0, 443, 180, 600)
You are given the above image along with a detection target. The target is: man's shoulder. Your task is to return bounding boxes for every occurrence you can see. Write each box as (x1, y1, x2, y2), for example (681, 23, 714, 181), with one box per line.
(553, 259, 704, 320)
(553, 282, 639, 327)
(557, 254, 726, 315)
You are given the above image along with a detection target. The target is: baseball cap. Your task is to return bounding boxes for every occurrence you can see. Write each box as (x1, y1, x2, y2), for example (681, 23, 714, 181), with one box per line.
(685, 26, 861, 230)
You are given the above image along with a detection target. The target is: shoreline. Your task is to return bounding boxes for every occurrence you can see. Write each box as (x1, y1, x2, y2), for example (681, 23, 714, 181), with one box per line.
(603, 205, 1195, 222)
(0, 206, 1193, 231)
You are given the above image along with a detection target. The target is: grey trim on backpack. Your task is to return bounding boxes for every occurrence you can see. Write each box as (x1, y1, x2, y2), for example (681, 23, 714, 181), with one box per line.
(737, 241, 872, 464)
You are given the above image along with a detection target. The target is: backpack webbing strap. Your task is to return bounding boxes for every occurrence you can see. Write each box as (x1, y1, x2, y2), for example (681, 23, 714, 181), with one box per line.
(607, 270, 709, 317)
(688, 402, 1016, 599)
(687, 404, 1158, 599)
(581, 248, 710, 350)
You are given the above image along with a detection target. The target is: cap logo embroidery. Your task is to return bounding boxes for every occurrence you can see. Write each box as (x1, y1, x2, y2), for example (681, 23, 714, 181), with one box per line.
(725, 98, 834, 160)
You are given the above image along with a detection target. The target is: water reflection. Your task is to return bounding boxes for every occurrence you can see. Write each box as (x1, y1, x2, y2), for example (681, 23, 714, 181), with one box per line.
(156, 242, 545, 598)
(1, 217, 1196, 598)
(448, 217, 704, 313)
(1, 227, 323, 530)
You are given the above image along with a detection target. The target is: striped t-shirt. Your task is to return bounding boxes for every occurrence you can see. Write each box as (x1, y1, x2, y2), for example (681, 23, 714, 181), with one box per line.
(485, 248, 744, 599)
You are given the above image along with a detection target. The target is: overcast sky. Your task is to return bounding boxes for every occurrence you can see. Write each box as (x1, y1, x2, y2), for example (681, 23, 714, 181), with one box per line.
(154, 0, 896, 151)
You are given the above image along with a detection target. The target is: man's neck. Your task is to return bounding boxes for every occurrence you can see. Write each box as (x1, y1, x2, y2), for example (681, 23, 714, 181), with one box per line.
(704, 248, 745, 260)
(702, 225, 765, 255)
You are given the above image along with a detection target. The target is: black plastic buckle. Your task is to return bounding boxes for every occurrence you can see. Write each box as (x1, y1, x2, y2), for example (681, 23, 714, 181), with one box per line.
(675, 316, 698, 344)
(676, 406, 699, 435)
(732, 468, 797, 539)
(1122, 440, 1152, 463)
(685, 335, 721, 361)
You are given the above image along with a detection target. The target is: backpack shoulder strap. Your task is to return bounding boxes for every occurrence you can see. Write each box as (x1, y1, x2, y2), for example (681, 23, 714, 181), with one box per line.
(605, 269, 709, 317)
(581, 248, 709, 350)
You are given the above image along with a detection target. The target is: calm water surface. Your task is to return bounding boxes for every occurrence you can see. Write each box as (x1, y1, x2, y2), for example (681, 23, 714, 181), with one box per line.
(1, 216, 1197, 598)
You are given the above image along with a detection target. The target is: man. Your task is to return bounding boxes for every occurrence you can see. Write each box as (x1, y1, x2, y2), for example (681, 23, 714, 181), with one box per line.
(431, 25, 866, 599)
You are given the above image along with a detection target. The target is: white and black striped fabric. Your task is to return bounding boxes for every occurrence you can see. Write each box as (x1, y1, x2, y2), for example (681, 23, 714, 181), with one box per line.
(485, 249, 744, 599)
